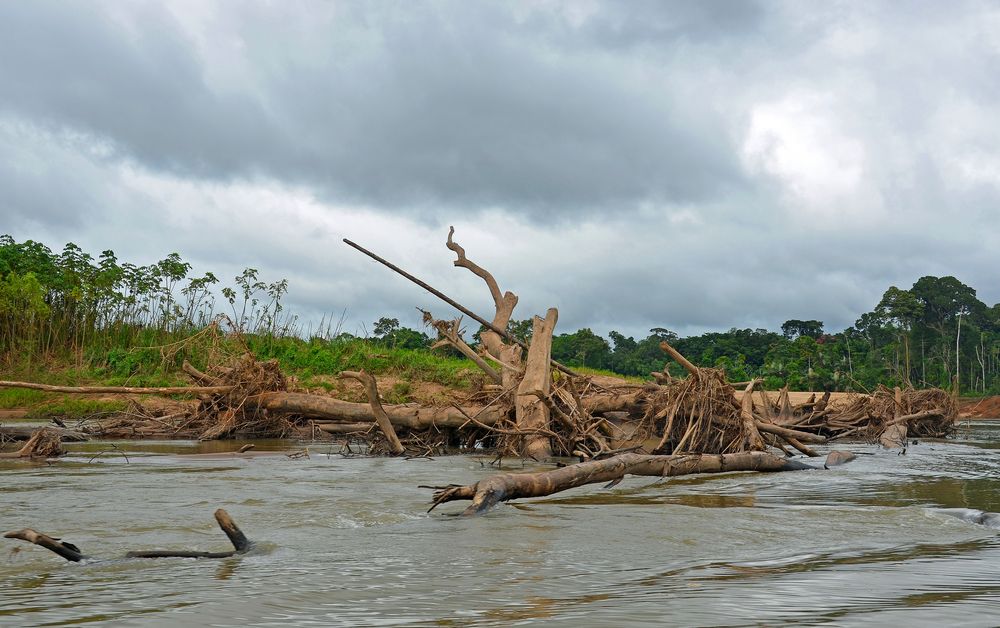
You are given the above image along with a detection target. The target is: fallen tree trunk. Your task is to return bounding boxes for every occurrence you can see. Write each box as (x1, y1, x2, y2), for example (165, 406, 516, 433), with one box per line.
(3, 528, 85, 561)
(0, 380, 233, 395)
(0, 425, 88, 442)
(315, 422, 377, 434)
(428, 451, 814, 515)
(516, 309, 558, 459)
(4, 509, 251, 562)
(0, 428, 65, 459)
(256, 392, 506, 428)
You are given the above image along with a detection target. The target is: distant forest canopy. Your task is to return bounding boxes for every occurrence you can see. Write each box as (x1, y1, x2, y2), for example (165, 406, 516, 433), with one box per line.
(2, 235, 998, 394)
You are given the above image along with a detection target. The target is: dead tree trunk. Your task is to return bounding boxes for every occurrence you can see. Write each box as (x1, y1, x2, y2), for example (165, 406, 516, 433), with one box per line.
(516, 309, 558, 459)
(881, 386, 907, 448)
(127, 509, 251, 558)
(428, 451, 813, 515)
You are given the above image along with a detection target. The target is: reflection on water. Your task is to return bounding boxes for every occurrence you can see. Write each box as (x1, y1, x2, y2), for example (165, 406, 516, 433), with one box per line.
(2, 422, 1000, 626)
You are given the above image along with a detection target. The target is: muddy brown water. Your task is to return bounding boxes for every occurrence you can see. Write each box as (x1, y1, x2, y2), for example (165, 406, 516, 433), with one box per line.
(2, 421, 1000, 626)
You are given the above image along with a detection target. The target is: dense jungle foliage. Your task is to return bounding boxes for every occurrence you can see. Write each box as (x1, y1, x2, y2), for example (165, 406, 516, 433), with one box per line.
(2, 235, 998, 394)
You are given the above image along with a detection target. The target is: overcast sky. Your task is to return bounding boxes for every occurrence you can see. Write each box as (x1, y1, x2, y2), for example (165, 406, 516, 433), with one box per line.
(2, 0, 999, 340)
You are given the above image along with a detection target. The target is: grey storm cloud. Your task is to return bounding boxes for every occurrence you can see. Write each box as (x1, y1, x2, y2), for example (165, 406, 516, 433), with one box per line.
(0, 0, 755, 218)
(1, 0, 999, 339)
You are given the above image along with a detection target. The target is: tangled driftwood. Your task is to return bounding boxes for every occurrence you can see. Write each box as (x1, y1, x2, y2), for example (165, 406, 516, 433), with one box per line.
(750, 384, 956, 446)
(0, 428, 64, 459)
(0, 228, 958, 464)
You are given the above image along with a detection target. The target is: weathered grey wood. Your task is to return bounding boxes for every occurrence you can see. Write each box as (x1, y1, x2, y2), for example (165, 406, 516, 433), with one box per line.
(0, 425, 87, 442)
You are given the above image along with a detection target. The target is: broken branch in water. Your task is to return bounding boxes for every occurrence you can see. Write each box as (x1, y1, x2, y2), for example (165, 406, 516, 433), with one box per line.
(4, 509, 251, 562)
(2, 529, 85, 561)
(427, 451, 814, 516)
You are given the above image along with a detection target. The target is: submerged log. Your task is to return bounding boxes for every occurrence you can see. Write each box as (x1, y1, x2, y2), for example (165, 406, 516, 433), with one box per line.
(126, 509, 251, 558)
(428, 451, 813, 515)
(824, 450, 857, 468)
(4, 509, 251, 562)
(3, 529, 85, 561)
(739, 380, 766, 451)
(516, 309, 558, 459)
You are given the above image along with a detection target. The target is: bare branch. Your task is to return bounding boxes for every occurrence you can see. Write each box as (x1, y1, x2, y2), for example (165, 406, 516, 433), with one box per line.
(338, 371, 405, 455)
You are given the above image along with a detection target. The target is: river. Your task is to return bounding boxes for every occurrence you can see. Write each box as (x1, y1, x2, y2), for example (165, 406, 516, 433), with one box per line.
(2, 421, 1000, 626)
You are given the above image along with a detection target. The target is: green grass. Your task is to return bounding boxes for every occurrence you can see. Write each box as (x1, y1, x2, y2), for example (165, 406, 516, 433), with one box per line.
(249, 336, 479, 388)
(568, 365, 648, 384)
(0, 333, 485, 419)
(24, 398, 127, 420)
(0, 388, 47, 408)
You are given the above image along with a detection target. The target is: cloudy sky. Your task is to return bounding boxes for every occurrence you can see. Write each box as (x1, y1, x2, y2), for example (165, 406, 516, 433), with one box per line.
(2, 0, 999, 340)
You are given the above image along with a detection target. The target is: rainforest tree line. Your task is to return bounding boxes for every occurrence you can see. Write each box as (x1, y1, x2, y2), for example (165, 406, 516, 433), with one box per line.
(2, 235, 998, 394)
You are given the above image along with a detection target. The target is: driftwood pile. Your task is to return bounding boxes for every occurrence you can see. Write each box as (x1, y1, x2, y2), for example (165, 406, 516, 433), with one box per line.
(0, 427, 64, 459)
(747, 384, 956, 448)
(0, 228, 957, 465)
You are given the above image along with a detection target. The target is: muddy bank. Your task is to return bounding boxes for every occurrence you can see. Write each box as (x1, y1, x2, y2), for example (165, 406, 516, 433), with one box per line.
(958, 396, 1000, 419)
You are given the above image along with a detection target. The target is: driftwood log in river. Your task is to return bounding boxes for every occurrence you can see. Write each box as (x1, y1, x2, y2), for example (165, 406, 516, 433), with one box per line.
(427, 451, 814, 515)
(0, 428, 64, 459)
(0, 381, 233, 395)
(0, 425, 87, 442)
(4, 509, 251, 561)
